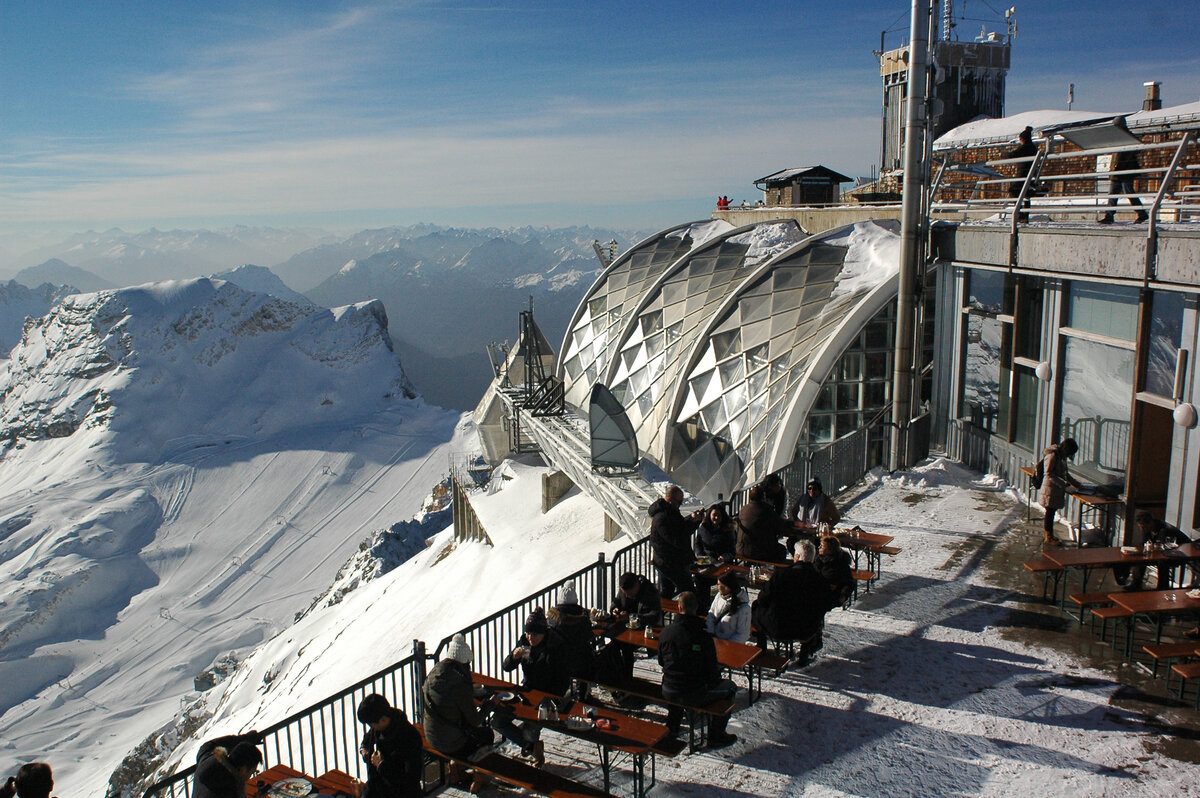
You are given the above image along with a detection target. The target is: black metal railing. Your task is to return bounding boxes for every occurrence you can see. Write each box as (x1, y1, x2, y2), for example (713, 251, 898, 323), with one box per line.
(144, 645, 429, 798)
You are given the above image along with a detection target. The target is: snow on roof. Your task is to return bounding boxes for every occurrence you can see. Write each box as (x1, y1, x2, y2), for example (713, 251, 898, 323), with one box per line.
(935, 100, 1200, 150)
(754, 166, 853, 185)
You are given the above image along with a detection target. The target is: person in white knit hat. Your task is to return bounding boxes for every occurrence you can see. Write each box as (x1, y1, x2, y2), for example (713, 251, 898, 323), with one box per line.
(421, 634, 493, 789)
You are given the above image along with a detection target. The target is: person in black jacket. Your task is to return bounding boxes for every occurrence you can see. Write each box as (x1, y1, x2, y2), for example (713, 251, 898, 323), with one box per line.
(494, 609, 558, 764)
(356, 695, 423, 798)
(649, 486, 704, 599)
(1006, 125, 1038, 222)
(600, 573, 663, 688)
(736, 485, 790, 563)
(13, 764, 54, 798)
(814, 535, 854, 608)
(193, 733, 263, 798)
(694, 503, 736, 611)
(1114, 510, 1193, 590)
(752, 540, 831, 660)
(656, 592, 737, 748)
(547, 581, 595, 686)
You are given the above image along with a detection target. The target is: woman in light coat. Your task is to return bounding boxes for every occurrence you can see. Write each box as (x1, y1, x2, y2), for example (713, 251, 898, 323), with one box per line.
(1038, 438, 1080, 547)
(705, 572, 752, 644)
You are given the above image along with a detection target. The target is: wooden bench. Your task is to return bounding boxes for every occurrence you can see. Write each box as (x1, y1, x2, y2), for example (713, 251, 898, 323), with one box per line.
(416, 724, 611, 798)
(1145, 641, 1200, 681)
(1067, 591, 1114, 623)
(1090, 606, 1134, 658)
(851, 569, 876, 600)
(1170, 662, 1200, 709)
(1024, 556, 1064, 601)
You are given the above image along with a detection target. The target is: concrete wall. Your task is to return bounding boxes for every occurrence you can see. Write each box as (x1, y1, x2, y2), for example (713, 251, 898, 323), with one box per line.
(713, 205, 971, 233)
(541, 470, 574, 513)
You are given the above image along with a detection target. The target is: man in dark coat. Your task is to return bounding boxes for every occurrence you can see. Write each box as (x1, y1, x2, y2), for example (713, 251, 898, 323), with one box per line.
(1006, 125, 1038, 222)
(192, 733, 263, 798)
(751, 540, 830, 659)
(649, 485, 703, 599)
(1100, 118, 1148, 224)
(736, 484, 790, 563)
(1114, 510, 1193, 590)
(495, 608, 559, 764)
(13, 764, 54, 798)
(357, 694, 423, 798)
(814, 535, 854, 608)
(600, 572, 662, 687)
(656, 592, 738, 748)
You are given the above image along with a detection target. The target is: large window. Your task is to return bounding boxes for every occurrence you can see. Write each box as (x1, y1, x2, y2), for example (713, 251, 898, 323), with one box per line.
(1144, 290, 1185, 398)
(1058, 282, 1139, 481)
(961, 270, 1011, 435)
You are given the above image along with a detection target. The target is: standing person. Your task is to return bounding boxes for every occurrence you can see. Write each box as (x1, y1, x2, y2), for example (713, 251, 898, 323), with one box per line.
(735, 484, 790, 563)
(421, 634, 492, 791)
(192, 735, 263, 798)
(13, 765, 54, 798)
(705, 572, 751, 644)
(657, 592, 738, 748)
(1100, 118, 1149, 224)
(791, 478, 841, 531)
(649, 486, 703, 599)
(761, 473, 788, 518)
(1006, 125, 1038, 222)
(356, 694, 423, 798)
(1038, 438, 1081, 547)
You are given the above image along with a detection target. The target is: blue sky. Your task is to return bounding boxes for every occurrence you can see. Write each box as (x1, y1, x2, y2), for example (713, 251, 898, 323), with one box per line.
(0, 1, 1196, 249)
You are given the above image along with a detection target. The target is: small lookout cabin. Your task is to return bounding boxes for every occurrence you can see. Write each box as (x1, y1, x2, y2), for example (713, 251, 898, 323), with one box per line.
(754, 166, 852, 207)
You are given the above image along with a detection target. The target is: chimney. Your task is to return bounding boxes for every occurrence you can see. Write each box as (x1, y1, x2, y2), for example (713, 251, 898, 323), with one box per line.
(1143, 81, 1162, 111)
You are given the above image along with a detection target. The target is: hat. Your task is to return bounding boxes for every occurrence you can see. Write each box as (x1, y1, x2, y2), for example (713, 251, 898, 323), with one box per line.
(807, 478, 822, 490)
(447, 633, 473, 664)
(524, 607, 549, 634)
(228, 742, 263, 770)
(557, 581, 578, 606)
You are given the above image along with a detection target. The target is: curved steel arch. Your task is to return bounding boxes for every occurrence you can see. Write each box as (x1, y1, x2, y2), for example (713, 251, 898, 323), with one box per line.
(557, 219, 730, 409)
(600, 219, 805, 463)
(660, 220, 900, 501)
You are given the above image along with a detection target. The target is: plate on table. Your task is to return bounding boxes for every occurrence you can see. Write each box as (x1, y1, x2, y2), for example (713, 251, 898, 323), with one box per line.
(268, 779, 312, 798)
(565, 715, 595, 730)
(494, 691, 517, 702)
(1119, 546, 1138, 555)
(594, 718, 614, 731)
(1187, 589, 1200, 599)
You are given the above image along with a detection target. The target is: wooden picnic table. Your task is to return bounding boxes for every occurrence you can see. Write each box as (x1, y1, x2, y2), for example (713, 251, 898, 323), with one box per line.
(249, 764, 360, 798)
(473, 672, 669, 797)
(1044, 543, 1200, 594)
(608, 626, 762, 671)
(1108, 588, 1200, 646)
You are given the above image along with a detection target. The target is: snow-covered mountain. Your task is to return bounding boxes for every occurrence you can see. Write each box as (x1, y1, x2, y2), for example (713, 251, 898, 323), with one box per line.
(14, 258, 112, 293)
(0, 280, 81, 358)
(0, 277, 463, 798)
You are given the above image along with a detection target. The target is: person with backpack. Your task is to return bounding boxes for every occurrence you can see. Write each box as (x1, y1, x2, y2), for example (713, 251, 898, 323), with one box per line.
(1037, 438, 1081, 547)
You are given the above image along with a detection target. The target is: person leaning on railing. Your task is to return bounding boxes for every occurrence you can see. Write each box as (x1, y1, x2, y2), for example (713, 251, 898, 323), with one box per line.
(192, 733, 263, 798)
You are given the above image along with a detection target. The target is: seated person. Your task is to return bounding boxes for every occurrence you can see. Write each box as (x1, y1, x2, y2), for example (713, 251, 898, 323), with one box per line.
(13, 765, 55, 798)
(356, 694, 423, 798)
(694, 503, 736, 610)
(657, 592, 738, 749)
(494, 609, 559, 764)
(548, 581, 595, 684)
(193, 734, 263, 798)
(694, 504, 736, 562)
(751, 540, 830, 661)
(814, 534, 854, 607)
(705, 572, 751, 644)
(735, 484, 790, 563)
(599, 572, 662, 688)
(1114, 510, 1194, 590)
(761, 473, 788, 518)
(421, 634, 493, 790)
(791, 478, 841, 530)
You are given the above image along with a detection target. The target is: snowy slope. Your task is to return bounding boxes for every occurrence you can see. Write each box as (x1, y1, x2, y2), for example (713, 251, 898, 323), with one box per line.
(0, 280, 79, 358)
(150, 457, 1200, 798)
(0, 279, 464, 797)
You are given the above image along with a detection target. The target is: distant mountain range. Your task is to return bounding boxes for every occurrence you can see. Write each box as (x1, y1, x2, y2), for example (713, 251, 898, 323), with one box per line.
(3, 223, 650, 409)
